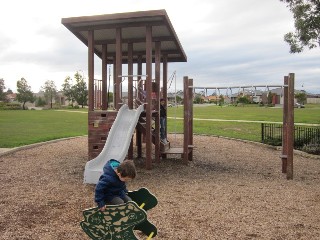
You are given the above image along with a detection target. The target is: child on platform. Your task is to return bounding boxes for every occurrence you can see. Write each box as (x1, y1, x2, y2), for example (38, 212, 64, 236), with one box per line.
(95, 159, 136, 211)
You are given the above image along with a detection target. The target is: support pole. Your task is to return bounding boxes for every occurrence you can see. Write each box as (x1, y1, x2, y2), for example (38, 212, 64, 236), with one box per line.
(286, 73, 295, 179)
(183, 76, 190, 164)
(136, 56, 143, 158)
(282, 76, 288, 173)
(188, 78, 193, 161)
(154, 41, 161, 163)
(145, 25, 153, 170)
(101, 44, 108, 110)
(115, 28, 122, 110)
(128, 42, 134, 159)
(161, 55, 168, 159)
(88, 30, 94, 111)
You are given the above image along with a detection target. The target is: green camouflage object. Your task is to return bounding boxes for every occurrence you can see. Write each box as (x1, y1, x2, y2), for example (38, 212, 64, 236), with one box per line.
(128, 188, 158, 237)
(80, 201, 146, 240)
(80, 188, 158, 239)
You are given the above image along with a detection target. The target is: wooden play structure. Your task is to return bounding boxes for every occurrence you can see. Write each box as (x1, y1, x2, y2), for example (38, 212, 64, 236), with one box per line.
(62, 10, 295, 179)
(62, 10, 193, 170)
(192, 73, 296, 179)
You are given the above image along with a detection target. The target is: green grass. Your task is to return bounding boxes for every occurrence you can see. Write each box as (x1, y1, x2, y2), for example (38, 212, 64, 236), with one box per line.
(168, 104, 320, 123)
(0, 110, 87, 148)
(167, 104, 320, 142)
(0, 104, 319, 148)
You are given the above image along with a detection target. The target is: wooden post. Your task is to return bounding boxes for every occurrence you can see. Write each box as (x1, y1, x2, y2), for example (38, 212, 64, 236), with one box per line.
(88, 30, 94, 111)
(136, 56, 143, 158)
(101, 44, 108, 110)
(282, 76, 288, 173)
(188, 78, 193, 161)
(115, 28, 122, 110)
(286, 73, 295, 179)
(145, 25, 153, 170)
(154, 41, 161, 163)
(161, 55, 168, 159)
(183, 76, 190, 164)
(113, 57, 116, 109)
(128, 42, 134, 159)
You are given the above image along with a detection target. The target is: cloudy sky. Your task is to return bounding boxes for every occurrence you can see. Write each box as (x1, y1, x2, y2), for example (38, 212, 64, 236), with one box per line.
(1, 0, 319, 94)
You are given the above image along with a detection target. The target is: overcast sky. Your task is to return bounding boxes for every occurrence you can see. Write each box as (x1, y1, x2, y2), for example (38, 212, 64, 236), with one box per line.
(1, 0, 319, 94)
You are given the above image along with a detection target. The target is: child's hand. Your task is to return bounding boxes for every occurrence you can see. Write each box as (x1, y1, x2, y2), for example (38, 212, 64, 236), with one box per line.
(99, 205, 106, 211)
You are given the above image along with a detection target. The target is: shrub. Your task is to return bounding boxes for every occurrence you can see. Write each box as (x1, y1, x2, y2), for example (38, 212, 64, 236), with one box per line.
(302, 143, 320, 155)
(0, 102, 22, 110)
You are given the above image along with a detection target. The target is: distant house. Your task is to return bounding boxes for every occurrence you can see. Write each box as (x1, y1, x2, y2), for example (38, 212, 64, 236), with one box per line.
(307, 93, 320, 104)
(6, 93, 17, 102)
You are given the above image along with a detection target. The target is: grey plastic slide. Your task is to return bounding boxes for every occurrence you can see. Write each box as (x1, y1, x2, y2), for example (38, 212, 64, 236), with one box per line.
(84, 104, 144, 184)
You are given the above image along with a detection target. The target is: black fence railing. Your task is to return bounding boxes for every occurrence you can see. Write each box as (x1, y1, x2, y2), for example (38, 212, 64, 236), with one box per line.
(261, 123, 320, 155)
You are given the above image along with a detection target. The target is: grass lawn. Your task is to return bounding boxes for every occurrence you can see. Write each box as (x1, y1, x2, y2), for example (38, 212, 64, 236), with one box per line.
(0, 104, 319, 148)
(0, 110, 87, 148)
(167, 104, 320, 142)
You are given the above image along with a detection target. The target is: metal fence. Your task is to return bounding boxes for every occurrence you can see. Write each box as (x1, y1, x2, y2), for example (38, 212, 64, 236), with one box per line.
(261, 123, 320, 155)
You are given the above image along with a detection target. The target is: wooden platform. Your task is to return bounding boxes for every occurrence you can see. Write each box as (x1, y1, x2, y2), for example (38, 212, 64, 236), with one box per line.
(162, 147, 184, 154)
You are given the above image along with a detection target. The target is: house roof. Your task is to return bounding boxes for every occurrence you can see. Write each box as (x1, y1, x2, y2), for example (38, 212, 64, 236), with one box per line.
(61, 9, 187, 64)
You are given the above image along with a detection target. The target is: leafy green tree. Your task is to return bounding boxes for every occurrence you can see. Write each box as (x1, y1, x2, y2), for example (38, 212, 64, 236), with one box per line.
(219, 94, 225, 106)
(193, 95, 202, 104)
(62, 76, 76, 107)
(73, 71, 88, 108)
(35, 97, 46, 107)
(280, 0, 320, 53)
(107, 92, 113, 104)
(295, 91, 307, 104)
(238, 96, 250, 104)
(16, 78, 35, 110)
(0, 78, 6, 101)
(42, 80, 57, 109)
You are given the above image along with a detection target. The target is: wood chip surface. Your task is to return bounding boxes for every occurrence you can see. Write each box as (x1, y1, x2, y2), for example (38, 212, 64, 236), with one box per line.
(0, 134, 320, 239)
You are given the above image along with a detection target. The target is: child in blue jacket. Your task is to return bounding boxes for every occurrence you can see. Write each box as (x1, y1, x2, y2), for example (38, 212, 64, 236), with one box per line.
(95, 159, 136, 211)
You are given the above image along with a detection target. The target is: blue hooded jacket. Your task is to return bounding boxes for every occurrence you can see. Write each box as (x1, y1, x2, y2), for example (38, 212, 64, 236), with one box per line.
(94, 159, 128, 208)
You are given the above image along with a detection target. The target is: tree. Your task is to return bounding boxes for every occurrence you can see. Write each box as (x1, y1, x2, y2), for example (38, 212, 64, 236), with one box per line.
(16, 78, 35, 110)
(62, 76, 76, 107)
(61, 71, 88, 108)
(73, 71, 88, 108)
(295, 91, 307, 104)
(42, 80, 57, 109)
(0, 78, 6, 101)
(218, 94, 225, 106)
(35, 96, 46, 107)
(280, 0, 320, 53)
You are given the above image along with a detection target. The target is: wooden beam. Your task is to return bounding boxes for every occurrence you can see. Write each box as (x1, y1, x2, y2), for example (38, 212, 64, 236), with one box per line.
(136, 55, 143, 158)
(88, 30, 94, 111)
(115, 28, 122, 110)
(282, 76, 289, 173)
(154, 41, 161, 163)
(73, 20, 164, 32)
(183, 76, 189, 164)
(95, 36, 175, 45)
(286, 73, 295, 179)
(188, 78, 193, 161)
(101, 44, 108, 110)
(128, 42, 134, 159)
(145, 25, 153, 170)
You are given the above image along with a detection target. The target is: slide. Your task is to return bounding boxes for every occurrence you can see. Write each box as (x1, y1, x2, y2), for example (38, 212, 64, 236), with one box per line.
(84, 104, 144, 184)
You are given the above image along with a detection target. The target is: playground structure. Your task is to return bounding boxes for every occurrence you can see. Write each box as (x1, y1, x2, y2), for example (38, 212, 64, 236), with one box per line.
(191, 73, 295, 180)
(62, 10, 296, 183)
(62, 10, 193, 176)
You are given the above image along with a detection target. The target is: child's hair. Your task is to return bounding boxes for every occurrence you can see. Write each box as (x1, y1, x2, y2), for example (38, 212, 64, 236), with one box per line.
(117, 160, 136, 179)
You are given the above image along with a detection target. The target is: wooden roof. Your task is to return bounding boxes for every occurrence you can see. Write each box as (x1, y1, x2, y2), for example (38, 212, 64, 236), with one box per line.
(61, 9, 187, 63)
